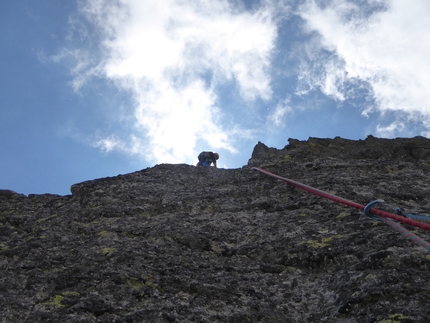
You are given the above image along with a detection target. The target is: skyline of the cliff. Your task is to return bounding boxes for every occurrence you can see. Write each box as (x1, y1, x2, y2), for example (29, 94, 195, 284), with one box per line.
(2, 1, 430, 195)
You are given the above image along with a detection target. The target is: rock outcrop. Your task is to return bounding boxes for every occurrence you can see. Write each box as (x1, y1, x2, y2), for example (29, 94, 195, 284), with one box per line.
(1, 136, 430, 322)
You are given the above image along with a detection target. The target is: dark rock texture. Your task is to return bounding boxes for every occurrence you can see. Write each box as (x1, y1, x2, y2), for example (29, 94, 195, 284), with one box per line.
(1, 136, 430, 322)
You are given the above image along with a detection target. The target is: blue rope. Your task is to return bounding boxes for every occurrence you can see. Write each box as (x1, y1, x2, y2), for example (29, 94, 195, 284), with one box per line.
(395, 207, 430, 222)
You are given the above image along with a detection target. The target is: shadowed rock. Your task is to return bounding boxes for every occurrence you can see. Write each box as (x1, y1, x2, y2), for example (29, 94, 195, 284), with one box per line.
(1, 136, 430, 322)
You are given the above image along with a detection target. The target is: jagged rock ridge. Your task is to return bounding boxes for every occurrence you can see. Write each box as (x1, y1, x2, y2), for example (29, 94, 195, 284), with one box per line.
(1, 136, 430, 322)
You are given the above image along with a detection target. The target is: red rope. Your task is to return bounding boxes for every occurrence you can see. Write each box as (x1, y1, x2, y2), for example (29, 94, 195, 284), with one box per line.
(380, 217, 430, 251)
(253, 167, 430, 232)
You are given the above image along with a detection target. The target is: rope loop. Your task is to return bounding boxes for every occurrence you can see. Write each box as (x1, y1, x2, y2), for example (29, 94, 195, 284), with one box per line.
(363, 200, 385, 219)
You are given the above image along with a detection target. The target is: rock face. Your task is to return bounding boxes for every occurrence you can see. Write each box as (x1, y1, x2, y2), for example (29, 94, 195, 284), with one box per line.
(1, 136, 430, 323)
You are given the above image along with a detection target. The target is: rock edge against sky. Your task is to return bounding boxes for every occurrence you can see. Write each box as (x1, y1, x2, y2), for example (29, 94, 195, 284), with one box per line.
(1, 136, 430, 322)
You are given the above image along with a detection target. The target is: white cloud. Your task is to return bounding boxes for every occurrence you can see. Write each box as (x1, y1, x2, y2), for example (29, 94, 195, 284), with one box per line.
(297, 0, 430, 136)
(52, 47, 102, 92)
(66, 0, 279, 164)
(93, 135, 123, 153)
(376, 120, 406, 138)
(267, 98, 292, 127)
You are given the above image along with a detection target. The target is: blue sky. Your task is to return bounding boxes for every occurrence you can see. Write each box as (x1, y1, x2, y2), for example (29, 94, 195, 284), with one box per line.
(2, 0, 430, 195)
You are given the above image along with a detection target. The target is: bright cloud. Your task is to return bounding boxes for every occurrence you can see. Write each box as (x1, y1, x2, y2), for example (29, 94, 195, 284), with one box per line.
(60, 0, 430, 161)
(67, 0, 279, 164)
(268, 98, 292, 127)
(94, 134, 122, 153)
(297, 0, 430, 137)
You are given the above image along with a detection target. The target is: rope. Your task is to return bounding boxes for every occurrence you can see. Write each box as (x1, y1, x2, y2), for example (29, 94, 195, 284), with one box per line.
(369, 201, 430, 222)
(403, 214, 430, 222)
(252, 167, 430, 232)
(394, 208, 430, 222)
(363, 200, 430, 251)
(380, 217, 430, 251)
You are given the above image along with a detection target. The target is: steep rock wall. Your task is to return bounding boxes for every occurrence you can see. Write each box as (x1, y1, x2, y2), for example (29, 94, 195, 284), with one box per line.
(1, 136, 430, 322)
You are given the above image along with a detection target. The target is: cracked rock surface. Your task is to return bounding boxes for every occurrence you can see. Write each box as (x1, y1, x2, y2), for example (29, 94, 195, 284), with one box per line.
(1, 136, 430, 322)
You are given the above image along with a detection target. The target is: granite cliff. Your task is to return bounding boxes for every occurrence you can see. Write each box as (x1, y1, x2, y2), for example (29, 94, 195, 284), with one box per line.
(1, 136, 430, 322)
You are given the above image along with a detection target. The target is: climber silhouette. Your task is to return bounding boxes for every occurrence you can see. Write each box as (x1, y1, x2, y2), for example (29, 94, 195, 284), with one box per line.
(196, 152, 219, 168)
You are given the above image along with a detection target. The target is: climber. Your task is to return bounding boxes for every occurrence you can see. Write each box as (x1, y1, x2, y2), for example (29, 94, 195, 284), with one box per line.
(196, 151, 219, 168)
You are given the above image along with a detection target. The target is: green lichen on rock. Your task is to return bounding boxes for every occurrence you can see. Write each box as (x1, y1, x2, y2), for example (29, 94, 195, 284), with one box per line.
(102, 247, 116, 257)
(62, 291, 80, 297)
(307, 235, 345, 248)
(126, 278, 146, 289)
(377, 313, 410, 323)
(45, 295, 64, 308)
(97, 230, 113, 237)
(337, 211, 350, 218)
(126, 277, 162, 291)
